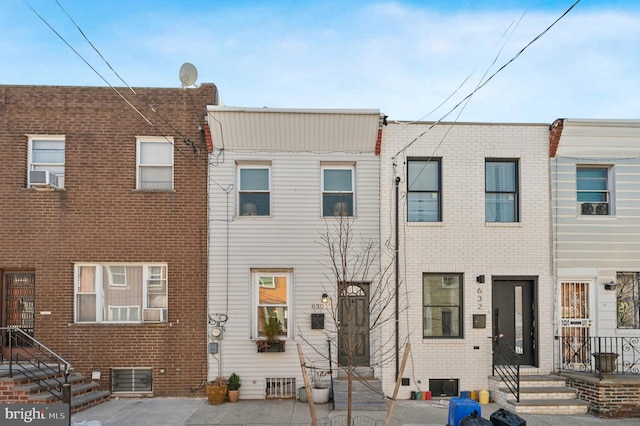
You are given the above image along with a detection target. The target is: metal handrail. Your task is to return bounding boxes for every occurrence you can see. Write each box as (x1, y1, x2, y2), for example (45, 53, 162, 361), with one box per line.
(492, 335, 521, 402)
(559, 335, 639, 379)
(1, 327, 72, 403)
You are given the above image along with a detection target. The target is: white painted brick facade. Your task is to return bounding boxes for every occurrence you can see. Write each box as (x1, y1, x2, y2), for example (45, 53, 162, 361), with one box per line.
(379, 121, 552, 399)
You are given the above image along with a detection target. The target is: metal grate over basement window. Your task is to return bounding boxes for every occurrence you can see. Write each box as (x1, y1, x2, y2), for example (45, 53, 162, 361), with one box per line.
(265, 377, 296, 399)
(111, 368, 153, 393)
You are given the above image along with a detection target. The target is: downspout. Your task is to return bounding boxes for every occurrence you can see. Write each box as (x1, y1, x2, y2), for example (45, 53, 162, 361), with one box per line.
(395, 176, 401, 380)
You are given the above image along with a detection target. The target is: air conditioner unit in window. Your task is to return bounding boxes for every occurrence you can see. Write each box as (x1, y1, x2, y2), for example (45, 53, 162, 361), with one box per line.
(581, 202, 608, 216)
(143, 308, 167, 322)
(29, 170, 59, 189)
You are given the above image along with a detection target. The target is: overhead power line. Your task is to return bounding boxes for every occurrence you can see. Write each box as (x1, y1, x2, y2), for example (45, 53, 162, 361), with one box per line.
(394, 0, 582, 159)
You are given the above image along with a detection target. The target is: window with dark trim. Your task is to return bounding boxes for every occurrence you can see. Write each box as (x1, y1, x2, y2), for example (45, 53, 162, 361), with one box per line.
(485, 159, 519, 222)
(407, 158, 441, 222)
(423, 273, 462, 338)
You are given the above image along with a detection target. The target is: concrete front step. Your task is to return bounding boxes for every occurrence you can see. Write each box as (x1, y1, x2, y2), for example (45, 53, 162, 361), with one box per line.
(490, 374, 590, 415)
(332, 377, 387, 411)
(506, 398, 590, 415)
(499, 385, 578, 400)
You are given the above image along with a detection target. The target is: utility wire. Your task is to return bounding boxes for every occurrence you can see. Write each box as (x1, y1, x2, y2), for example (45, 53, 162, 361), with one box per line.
(394, 0, 582, 159)
(24, 0, 230, 193)
(53, 0, 199, 152)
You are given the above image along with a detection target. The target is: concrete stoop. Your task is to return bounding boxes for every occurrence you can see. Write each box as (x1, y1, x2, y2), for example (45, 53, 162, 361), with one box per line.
(0, 363, 110, 413)
(489, 374, 589, 415)
(332, 368, 387, 411)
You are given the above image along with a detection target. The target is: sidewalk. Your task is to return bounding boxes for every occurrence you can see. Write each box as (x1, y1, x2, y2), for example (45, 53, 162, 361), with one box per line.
(70, 397, 640, 426)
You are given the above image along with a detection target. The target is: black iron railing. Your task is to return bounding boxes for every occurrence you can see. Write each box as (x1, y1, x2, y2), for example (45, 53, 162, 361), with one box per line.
(1, 327, 71, 403)
(492, 336, 521, 402)
(559, 336, 640, 379)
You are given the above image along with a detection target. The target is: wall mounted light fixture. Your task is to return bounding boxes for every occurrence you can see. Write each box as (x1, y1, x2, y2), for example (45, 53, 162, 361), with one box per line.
(321, 293, 328, 303)
(476, 275, 485, 284)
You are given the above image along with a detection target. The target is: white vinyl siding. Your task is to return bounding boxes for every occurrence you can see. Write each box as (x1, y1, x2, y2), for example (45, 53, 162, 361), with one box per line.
(207, 107, 381, 400)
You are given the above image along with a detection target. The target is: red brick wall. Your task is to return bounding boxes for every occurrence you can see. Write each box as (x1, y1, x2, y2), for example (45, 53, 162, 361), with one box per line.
(568, 377, 640, 418)
(0, 84, 216, 397)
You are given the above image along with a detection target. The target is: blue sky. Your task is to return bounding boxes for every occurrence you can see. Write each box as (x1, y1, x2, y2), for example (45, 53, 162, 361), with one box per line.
(1, 0, 639, 122)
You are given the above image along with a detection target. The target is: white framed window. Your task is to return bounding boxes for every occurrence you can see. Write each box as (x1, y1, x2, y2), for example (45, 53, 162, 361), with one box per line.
(486, 159, 519, 222)
(108, 266, 127, 287)
(407, 158, 441, 222)
(75, 263, 168, 324)
(253, 270, 291, 339)
(577, 166, 611, 215)
(322, 164, 355, 217)
(238, 163, 271, 216)
(137, 137, 174, 190)
(27, 135, 65, 188)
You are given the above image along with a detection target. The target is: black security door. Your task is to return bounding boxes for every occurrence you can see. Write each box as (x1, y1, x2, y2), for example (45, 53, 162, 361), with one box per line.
(492, 279, 536, 366)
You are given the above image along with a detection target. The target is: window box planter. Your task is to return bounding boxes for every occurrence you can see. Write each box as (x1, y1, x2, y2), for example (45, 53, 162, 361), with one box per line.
(256, 340, 285, 353)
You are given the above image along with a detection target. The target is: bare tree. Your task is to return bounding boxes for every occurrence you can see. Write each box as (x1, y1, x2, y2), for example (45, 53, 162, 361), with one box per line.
(298, 216, 407, 424)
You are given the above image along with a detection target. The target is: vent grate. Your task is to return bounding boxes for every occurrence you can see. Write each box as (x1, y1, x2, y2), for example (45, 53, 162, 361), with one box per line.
(265, 377, 296, 399)
(111, 368, 153, 393)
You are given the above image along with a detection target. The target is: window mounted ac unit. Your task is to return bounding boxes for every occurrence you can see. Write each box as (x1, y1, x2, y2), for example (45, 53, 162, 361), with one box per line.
(581, 202, 608, 215)
(143, 308, 167, 323)
(29, 170, 59, 188)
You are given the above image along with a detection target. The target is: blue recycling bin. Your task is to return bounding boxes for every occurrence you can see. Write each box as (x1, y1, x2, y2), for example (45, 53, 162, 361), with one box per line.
(447, 397, 481, 426)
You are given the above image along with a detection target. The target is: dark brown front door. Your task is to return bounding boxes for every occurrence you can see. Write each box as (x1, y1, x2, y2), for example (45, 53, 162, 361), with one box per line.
(338, 282, 370, 366)
(3, 273, 36, 341)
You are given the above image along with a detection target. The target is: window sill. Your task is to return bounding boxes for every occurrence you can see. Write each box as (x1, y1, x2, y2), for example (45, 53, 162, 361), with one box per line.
(133, 189, 176, 193)
(485, 222, 521, 228)
(422, 338, 465, 344)
(407, 221, 444, 227)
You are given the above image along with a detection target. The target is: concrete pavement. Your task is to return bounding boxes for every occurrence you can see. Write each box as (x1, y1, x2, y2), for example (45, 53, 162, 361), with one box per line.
(70, 397, 640, 426)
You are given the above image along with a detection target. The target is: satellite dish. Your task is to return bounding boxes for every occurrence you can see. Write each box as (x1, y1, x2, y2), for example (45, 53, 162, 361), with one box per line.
(179, 63, 198, 87)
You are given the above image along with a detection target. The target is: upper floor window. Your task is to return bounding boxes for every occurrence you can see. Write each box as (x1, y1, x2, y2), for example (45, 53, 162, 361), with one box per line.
(423, 273, 462, 338)
(75, 263, 168, 324)
(616, 272, 640, 329)
(254, 270, 290, 339)
(407, 159, 441, 222)
(238, 164, 271, 216)
(486, 159, 519, 222)
(137, 137, 174, 190)
(322, 165, 354, 217)
(28, 135, 65, 189)
(577, 167, 610, 215)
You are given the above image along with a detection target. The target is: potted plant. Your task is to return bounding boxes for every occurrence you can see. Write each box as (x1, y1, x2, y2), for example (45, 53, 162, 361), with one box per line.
(592, 352, 619, 374)
(227, 372, 241, 402)
(310, 367, 330, 404)
(206, 376, 227, 405)
(256, 317, 285, 352)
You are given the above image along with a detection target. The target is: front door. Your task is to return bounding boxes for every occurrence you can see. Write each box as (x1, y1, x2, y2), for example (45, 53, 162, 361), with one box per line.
(3, 272, 36, 343)
(338, 282, 370, 366)
(558, 280, 591, 368)
(492, 279, 536, 366)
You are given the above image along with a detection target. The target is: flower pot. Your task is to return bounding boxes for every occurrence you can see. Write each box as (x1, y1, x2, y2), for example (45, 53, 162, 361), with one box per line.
(206, 384, 227, 405)
(227, 389, 240, 402)
(311, 387, 330, 404)
(298, 386, 308, 402)
(592, 352, 618, 373)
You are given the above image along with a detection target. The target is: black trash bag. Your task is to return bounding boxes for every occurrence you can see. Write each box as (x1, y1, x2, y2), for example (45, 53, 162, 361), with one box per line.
(490, 408, 527, 426)
(459, 410, 492, 426)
